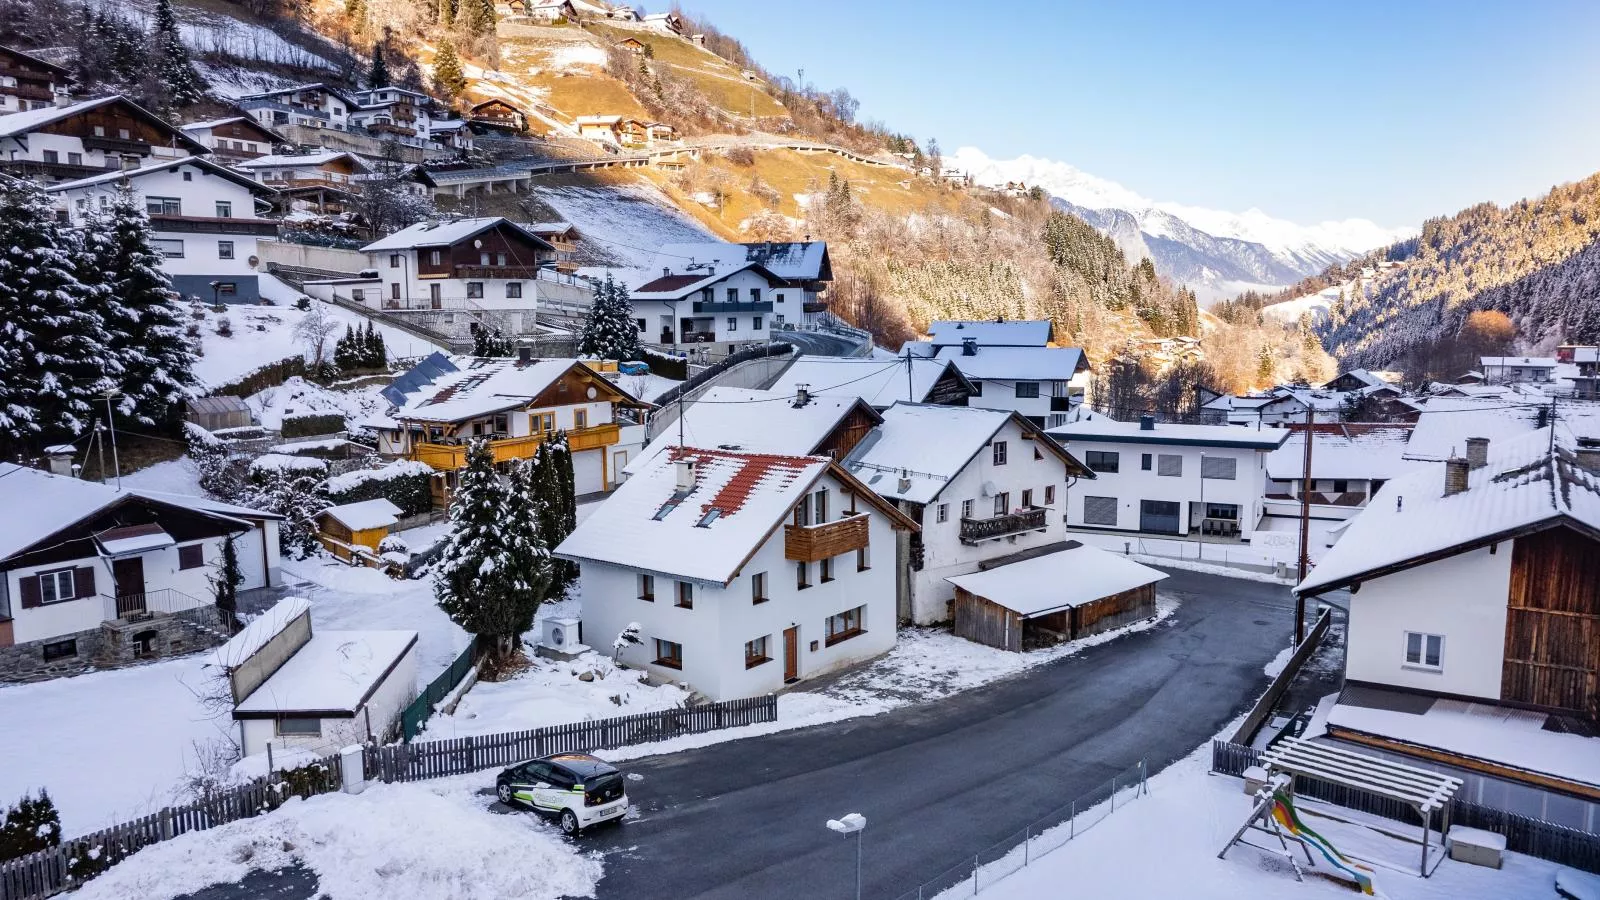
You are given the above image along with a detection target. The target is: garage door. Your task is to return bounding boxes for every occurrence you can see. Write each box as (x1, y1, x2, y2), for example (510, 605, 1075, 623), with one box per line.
(1140, 500, 1181, 535)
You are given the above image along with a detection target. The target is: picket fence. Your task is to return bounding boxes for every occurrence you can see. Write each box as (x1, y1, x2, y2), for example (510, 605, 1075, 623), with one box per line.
(0, 696, 777, 900)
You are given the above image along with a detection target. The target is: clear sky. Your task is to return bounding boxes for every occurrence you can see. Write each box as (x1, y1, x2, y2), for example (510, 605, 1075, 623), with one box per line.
(671, 0, 1600, 227)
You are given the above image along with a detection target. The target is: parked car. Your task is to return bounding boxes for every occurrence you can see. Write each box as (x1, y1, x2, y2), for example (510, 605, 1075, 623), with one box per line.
(495, 752, 628, 835)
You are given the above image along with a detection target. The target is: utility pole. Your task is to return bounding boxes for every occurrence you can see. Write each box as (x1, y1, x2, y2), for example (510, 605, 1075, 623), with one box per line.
(904, 345, 914, 403)
(1295, 403, 1314, 644)
(93, 421, 106, 485)
(103, 392, 122, 490)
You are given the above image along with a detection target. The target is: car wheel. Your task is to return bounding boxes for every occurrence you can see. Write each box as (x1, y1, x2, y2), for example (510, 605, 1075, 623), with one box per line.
(560, 809, 580, 836)
(496, 783, 513, 806)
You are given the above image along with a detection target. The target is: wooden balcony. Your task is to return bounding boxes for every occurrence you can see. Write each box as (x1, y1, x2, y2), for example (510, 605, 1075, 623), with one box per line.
(785, 513, 869, 563)
(82, 135, 154, 155)
(148, 215, 279, 236)
(453, 264, 545, 279)
(960, 506, 1049, 544)
(408, 422, 620, 469)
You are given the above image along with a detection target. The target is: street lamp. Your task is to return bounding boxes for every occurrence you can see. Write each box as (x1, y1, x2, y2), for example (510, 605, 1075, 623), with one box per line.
(1198, 451, 1205, 561)
(826, 813, 866, 900)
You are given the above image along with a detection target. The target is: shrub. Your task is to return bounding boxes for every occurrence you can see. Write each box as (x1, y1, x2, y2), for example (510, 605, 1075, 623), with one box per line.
(641, 347, 688, 380)
(280, 413, 347, 438)
(323, 460, 434, 517)
(215, 317, 232, 337)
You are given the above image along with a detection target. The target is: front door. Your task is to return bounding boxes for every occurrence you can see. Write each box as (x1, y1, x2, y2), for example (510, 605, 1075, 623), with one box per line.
(112, 557, 145, 615)
(783, 626, 799, 683)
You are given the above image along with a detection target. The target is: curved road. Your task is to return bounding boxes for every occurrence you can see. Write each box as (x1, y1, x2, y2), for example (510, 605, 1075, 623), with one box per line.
(180, 569, 1292, 900)
(780, 329, 868, 358)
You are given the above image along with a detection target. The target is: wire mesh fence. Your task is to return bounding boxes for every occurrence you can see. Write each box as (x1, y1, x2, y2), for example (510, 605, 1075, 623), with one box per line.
(893, 759, 1149, 900)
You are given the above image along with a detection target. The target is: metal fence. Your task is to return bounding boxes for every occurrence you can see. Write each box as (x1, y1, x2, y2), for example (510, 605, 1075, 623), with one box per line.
(893, 759, 1149, 900)
(371, 695, 778, 783)
(1231, 610, 1332, 746)
(0, 754, 344, 900)
(1210, 740, 1600, 874)
(400, 638, 480, 741)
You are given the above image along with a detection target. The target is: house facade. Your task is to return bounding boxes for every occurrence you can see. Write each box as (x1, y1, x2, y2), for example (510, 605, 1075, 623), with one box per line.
(357, 217, 555, 326)
(236, 84, 356, 133)
(1262, 424, 1420, 527)
(930, 342, 1090, 428)
(468, 99, 527, 133)
(1048, 414, 1288, 537)
(0, 95, 206, 185)
(556, 447, 918, 701)
(647, 241, 834, 324)
(1480, 356, 1557, 385)
(0, 464, 282, 682)
(178, 116, 282, 163)
(236, 150, 372, 214)
(0, 45, 71, 115)
(349, 87, 436, 140)
(48, 156, 278, 303)
(630, 263, 782, 351)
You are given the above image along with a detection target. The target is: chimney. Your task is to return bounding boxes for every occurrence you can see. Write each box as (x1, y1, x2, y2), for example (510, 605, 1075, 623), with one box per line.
(961, 337, 977, 357)
(517, 345, 532, 364)
(898, 470, 912, 494)
(45, 445, 76, 477)
(675, 458, 697, 492)
(663, 266, 671, 277)
(1139, 415, 1155, 431)
(793, 384, 811, 408)
(1464, 437, 1489, 470)
(1576, 448, 1600, 474)
(1443, 456, 1470, 497)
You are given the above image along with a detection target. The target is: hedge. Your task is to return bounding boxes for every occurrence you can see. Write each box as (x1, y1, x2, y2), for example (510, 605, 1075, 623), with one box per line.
(207, 357, 307, 400)
(281, 414, 348, 438)
(641, 348, 688, 380)
(322, 461, 433, 517)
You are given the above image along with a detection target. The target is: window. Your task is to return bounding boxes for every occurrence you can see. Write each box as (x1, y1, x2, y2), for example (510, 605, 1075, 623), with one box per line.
(496, 253, 507, 266)
(39, 569, 76, 604)
(753, 316, 764, 330)
(390, 283, 400, 300)
(1021, 489, 1034, 508)
(276, 717, 322, 736)
(856, 546, 870, 571)
(152, 238, 184, 258)
(1141, 453, 1152, 471)
(215, 201, 232, 218)
(812, 489, 829, 524)
(637, 573, 654, 601)
(1084, 451, 1119, 474)
(506, 282, 523, 299)
(992, 441, 1008, 465)
(350, 287, 366, 302)
(67, 152, 81, 166)
(1332, 479, 1350, 493)
(41, 639, 78, 662)
(145, 197, 181, 216)
(182, 171, 192, 182)
(745, 635, 771, 668)
(1205, 503, 1239, 521)
(961, 499, 974, 519)
(1083, 495, 1118, 526)
(1404, 632, 1443, 670)
(93, 125, 105, 136)
(750, 288, 762, 303)
(751, 572, 768, 604)
(1014, 382, 1040, 399)
(826, 606, 864, 646)
(1044, 485, 1056, 505)
(574, 409, 588, 429)
(428, 249, 442, 266)
(492, 413, 509, 433)
(117, 128, 129, 139)
(1157, 454, 1183, 477)
(178, 545, 204, 570)
(466, 282, 484, 299)
(42, 149, 58, 163)
(654, 639, 683, 669)
(675, 581, 693, 609)
(429, 283, 441, 303)
(796, 561, 810, 590)
(726, 288, 738, 303)
(773, 314, 785, 325)
(935, 503, 949, 523)
(389, 253, 401, 268)
(216, 282, 237, 297)
(993, 492, 1009, 516)
(775, 292, 785, 304)
(479, 251, 490, 265)
(637, 318, 647, 332)
(820, 557, 834, 583)
(727, 317, 738, 332)
(534, 412, 555, 433)
(1201, 456, 1237, 480)
(217, 240, 235, 260)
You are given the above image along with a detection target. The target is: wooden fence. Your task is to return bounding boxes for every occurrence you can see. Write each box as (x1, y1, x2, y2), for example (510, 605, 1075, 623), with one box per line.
(370, 695, 778, 783)
(1230, 609, 1333, 745)
(1211, 740, 1600, 874)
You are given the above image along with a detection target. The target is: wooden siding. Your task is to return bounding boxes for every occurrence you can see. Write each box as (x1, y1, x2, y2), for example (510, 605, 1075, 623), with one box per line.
(815, 405, 879, 460)
(1504, 527, 1600, 719)
(925, 369, 973, 406)
(416, 222, 549, 277)
(37, 102, 178, 150)
(784, 514, 869, 563)
(1074, 584, 1156, 639)
(953, 587, 1022, 651)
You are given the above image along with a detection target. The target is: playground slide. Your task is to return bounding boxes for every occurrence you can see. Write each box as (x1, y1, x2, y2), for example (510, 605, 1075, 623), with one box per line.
(1271, 790, 1375, 895)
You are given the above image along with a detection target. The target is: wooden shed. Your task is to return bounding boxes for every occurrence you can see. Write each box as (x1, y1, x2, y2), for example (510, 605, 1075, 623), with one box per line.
(187, 395, 252, 432)
(316, 499, 402, 562)
(946, 541, 1166, 651)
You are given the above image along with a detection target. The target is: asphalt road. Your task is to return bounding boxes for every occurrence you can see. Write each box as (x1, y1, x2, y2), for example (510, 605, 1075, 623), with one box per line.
(781, 329, 867, 358)
(177, 568, 1293, 900)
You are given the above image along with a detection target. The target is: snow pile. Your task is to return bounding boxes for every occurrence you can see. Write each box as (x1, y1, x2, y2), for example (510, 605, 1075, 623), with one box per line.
(613, 371, 682, 405)
(280, 557, 470, 674)
(249, 453, 330, 475)
(119, 459, 204, 496)
(248, 376, 387, 432)
(71, 777, 602, 900)
(324, 460, 434, 494)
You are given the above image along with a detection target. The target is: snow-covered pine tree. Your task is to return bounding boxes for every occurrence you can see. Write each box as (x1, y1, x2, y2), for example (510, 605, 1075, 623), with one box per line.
(472, 325, 514, 357)
(500, 455, 554, 636)
(363, 320, 387, 368)
(434, 439, 530, 665)
(149, 0, 206, 108)
(368, 40, 390, 88)
(247, 469, 328, 559)
(98, 188, 196, 429)
(0, 790, 61, 862)
(532, 435, 578, 596)
(334, 325, 359, 371)
(432, 39, 467, 100)
(577, 275, 642, 361)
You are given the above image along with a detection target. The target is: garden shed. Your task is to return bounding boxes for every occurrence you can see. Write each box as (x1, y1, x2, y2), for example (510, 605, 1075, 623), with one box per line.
(186, 395, 252, 432)
(316, 499, 402, 561)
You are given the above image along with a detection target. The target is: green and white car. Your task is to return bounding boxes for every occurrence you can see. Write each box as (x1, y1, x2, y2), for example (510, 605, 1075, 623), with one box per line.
(495, 752, 629, 835)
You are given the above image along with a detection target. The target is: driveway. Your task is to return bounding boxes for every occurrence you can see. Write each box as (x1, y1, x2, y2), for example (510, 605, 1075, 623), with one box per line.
(178, 569, 1293, 900)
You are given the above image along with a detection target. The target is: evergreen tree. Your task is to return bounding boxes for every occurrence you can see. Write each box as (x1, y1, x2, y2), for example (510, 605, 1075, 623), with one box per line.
(463, 0, 496, 34)
(368, 40, 390, 88)
(247, 469, 327, 558)
(1256, 345, 1275, 384)
(363, 320, 387, 367)
(539, 434, 578, 596)
(472, 326, 514, 357)
(97, 189, 196, 428)
(211, 534, 243, 622)
(432, 40, 467, 99)
(0, 791, 61, 863)
(577, 275, 641, 360)
(437, 0, 456, 26)
(501, 455, 554, 634)
(150, 0, 205, 107)
(334, 325, 359, 371)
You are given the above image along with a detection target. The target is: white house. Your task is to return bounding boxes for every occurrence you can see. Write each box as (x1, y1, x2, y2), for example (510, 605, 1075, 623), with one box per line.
(630, 386, 882, 475)
(630, 261, 784, 352)
(1263, 424, 1420, 522)
(642, 11, 683, 34)
(0, 45, 71, 116)
(354, 218, 556, 330)
(236, 83, 357, 133)
(0, 464, 282, 681)
(765, 356, 976, 410)
(1479, 356, 1558, 385)
(205, 597, 418, 758)
(1048, 414, 1288, 537)
(643, 241, 834, 329)
(0, 95, 207, 186)
(522, 0, 579, 21)
(928, 343, 1090, 428)
(843, 403, 1094, 624)
(556, 446, 918, 701)
(47, 155, 278, 304)
(348, 86, 437, 141)
(1297, 427, 1600, 826)
(178, 116, 283, 163)
(234, 150, 373, 214)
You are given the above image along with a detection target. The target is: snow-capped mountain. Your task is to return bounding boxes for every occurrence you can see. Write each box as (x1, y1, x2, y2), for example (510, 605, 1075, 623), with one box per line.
(950, 147, 1413, 302)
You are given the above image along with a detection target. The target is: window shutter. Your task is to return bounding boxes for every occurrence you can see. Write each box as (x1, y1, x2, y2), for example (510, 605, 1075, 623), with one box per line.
(1083, 496, 1118, 526)
(1201, 457, 1237, 480)
(76, 566, 96, 597)
(19, 576, 41, 609)
(1157, 454, 1183, 477)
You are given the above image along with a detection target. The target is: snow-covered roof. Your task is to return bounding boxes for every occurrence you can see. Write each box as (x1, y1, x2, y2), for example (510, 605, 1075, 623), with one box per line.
(945, 542, 1166, 617)
(0, 95, 206, 153)
(1047, 414, 1289, 450)
(236, 83, 357, 105)
(234, 629, 418, 715)
(1324, 368, 1394, 390)
(390, 357, 603, 424)
(205, 596, 312, 670)
(319, 498, 402, 532)
(1265, 426, 1420, 481)
(235, 151, 372, 173)
(649, 241, 830, 283)
(429, 119, 468, 131)
(926, 320, 1052, 348)
(94, 523, 176, 556)
(767, 357, 972, 409)
(360, 217, 551, 253)
(933, 345, 1087, 382)
(1480, 356, 1557, 368)
(1402, 398, 1544, 462)
(631, 261, 778, 300)
(1298, 426, 1600, 595)
(626, 387, 875, 475)
(44, 154, 274, 196)
(556, 447, 833, 585)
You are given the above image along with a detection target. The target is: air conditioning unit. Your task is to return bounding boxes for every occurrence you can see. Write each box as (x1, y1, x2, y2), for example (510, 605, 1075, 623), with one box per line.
(540, 616, 584, 653)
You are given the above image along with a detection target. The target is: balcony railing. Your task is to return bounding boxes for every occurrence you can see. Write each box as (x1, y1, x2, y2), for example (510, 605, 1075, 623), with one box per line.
(5, 83, 54, 102)
(960, 506, 1049, 544)
(407, 423, 621, 468)
(785, 513, 869, 562)
(103, 588, 211, 622)
(453, 264, 546, 279)
(691, 300, 775, 314)
(82, 135, 155, 155)
(148, 215, 279, 236)
(0, 159, 118, 180)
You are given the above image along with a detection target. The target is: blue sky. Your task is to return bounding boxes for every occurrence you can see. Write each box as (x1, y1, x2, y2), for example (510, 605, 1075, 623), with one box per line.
(672, 0, 1600, 227)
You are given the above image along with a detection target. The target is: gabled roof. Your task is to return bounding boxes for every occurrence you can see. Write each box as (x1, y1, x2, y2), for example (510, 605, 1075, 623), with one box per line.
(45, 154, 276, 197)
(470, 98, 524, 113)
(927, 319, 1053, 348)
(1297, 426, 1600, 596)
(0, 95, 208, 154)
(235, 150, 373, 173)
(932, 344, 1088, 381)
(1323, 368, 1394, 390)
(180, 116, 282, 143)
(555, 446, 915, 586)
(236, 83, 359, 107)
(575, 114, 623, 126)
(319, 498, 402, 532)
(845, 402, 1091, 505)
(1047, 413, 1290, 450)
(0, 44, 69, 76)
(650, 241, 832, 283)
(630, 261, 782, 299)
(1480, 356, 1557, 368)
(361, 217, 553, 253)
(626, 387, 880, 475)
(388, 356, 645, 424)
(766, 357, 975, 409)
(1402, 398, 1545, 462)
(1265, 425, 1419, 481)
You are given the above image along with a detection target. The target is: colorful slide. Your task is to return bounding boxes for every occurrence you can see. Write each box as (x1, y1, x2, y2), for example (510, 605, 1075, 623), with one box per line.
(1270, 789, 1375, 895)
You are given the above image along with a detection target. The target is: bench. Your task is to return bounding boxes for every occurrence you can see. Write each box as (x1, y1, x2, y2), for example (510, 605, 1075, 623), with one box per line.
(1448, 826, 1506, 869)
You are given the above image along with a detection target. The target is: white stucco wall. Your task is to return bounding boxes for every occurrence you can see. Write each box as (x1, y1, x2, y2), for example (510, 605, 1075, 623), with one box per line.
(1344, 545, 1512, 700)
(1056, 440, 1269, 535)
(239, 641, 418, 758)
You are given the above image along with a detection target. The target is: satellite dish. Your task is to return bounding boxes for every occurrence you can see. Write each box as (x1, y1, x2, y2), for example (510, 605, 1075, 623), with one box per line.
(474, 238, 483, 249)
(247, 255, 260, 268)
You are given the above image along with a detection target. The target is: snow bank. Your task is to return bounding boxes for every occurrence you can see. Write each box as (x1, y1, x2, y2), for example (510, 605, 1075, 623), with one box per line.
(71, 777, 601, 900)
(280, 557, 470, 675)
(249, 453, 329, 475)
(248, 376, 386, 432)
(324, 460, 433, 494)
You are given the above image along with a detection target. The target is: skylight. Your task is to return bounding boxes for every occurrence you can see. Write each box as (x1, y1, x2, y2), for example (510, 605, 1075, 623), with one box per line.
(696, 509, 722, 528)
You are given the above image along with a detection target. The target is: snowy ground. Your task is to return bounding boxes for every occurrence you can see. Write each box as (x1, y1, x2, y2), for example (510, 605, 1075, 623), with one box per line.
(119, 458, 204, 495)
(614, 371, 683, 405)
(1068, 530, 1295, 584)
(279, 556, 471, 676)
(526, 183, 713, 271)
(247, 376, 388, 431)
(71, 775, 601, 900)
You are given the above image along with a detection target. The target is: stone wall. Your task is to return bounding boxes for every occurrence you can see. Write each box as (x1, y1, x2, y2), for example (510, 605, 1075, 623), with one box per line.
(0, 607, 231, 683)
